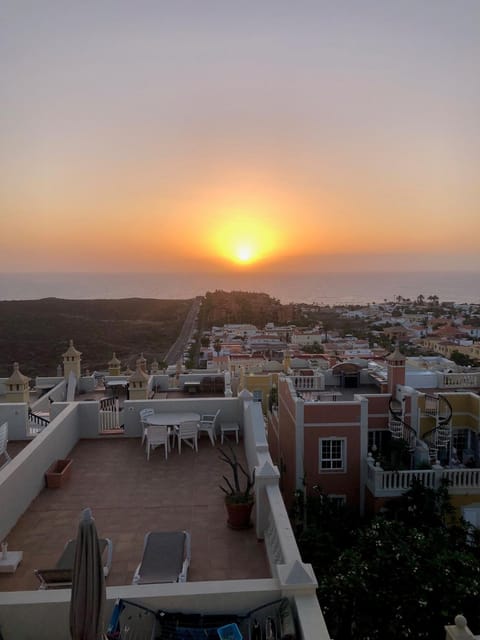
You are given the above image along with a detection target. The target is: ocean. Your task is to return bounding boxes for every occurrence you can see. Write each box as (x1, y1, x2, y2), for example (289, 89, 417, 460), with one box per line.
(0, 271, 478, 306)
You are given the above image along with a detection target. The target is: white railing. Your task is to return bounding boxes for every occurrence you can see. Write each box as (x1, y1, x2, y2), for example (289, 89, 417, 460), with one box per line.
(292, 375, 324, 391)
(442, 468, 480, 491)
(302, 391, 342, 403)
(439, 372, 480, 388)
(261, 483, 331, 640)
(366, 457, 480, 497)
(388, 418, 416, 451)
(263, 484, 298, 570)
(27, 412, 50, 437)
(424, 395, 438, 416)
(99, 398, 123, 432)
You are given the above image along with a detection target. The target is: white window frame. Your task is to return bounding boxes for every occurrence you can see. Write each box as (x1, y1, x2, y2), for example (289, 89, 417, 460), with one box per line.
(328, 494, 347, 507)
(319, 437, 346, 473)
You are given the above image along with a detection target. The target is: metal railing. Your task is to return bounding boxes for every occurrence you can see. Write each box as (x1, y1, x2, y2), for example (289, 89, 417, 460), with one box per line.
(27, 410, 50, 437)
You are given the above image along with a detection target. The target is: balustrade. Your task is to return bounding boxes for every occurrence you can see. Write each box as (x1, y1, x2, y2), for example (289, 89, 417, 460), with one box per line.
(440, 372, 479, 388)
(292, 375, 324, 391)
(27, 411, 50, 437)
(366, 459, 480, 496)
(99, 398, 123, 432)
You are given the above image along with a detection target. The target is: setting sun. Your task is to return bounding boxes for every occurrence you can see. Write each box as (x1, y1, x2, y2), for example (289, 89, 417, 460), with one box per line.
(235, 244, 254, 264)
(210, 212, 282, 268)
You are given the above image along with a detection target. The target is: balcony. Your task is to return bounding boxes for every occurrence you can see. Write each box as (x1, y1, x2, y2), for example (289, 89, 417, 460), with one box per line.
(366, 454, 480, 498)
(438, 372, 480, 389)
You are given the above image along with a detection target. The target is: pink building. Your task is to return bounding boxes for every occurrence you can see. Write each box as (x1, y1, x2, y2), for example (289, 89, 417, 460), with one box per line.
(268, 351, 480, 517)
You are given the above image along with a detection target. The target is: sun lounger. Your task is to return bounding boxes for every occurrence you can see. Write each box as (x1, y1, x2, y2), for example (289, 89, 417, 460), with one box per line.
(132, 531, 191, 585)
(34, 537, 113, 589)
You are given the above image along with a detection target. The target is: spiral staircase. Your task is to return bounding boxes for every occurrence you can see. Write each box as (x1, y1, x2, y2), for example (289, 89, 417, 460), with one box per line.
(388, 397, 417, 452)
(421, 394, 453, 463)
(388, 393, 453, 463)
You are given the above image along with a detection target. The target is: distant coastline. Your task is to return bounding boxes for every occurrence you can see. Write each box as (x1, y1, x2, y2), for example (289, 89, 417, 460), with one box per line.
(0, 270, 478, 305)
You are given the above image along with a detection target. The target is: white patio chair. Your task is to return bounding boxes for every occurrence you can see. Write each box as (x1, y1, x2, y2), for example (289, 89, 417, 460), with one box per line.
(145, 425, 170, 461)
(140, 408, 155, 446)
(175, 421, 198, 454)
(197, 409, 220, 446)
(0, 422, 11, 469)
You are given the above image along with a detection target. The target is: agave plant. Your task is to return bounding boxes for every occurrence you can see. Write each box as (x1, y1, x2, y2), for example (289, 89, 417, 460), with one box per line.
(219, 444, 255, 505)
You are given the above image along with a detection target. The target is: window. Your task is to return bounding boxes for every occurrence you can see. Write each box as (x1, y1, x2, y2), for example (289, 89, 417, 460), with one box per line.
(328, 494, 347, 507)
(253, 390, 263, 403)
(319, 438, 346, 472)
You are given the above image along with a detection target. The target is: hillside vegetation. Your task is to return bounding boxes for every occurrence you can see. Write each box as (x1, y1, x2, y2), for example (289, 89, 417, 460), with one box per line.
(0, 298, 192, 377)
(201, 290, 298, 326)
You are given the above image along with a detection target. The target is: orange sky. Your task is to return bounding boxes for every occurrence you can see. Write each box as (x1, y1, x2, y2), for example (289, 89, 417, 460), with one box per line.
(1, 3, 479, 273)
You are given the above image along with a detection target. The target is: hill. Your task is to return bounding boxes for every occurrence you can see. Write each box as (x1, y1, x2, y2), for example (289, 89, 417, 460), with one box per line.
(201, 290, 298, 326)
(0, 298, 192, 377)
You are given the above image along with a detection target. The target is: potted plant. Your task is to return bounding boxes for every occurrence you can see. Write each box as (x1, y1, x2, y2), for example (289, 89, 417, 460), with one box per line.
(219, 445, 255, 529)
(45, 458, 73, 488)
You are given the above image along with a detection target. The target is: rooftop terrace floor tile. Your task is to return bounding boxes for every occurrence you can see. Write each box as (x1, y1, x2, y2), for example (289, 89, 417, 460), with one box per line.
(1, 437, 270, 592)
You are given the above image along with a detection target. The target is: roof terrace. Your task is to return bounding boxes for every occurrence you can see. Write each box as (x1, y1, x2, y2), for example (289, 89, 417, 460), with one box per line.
(0, 392, 328, 640)
(1, 438, 269, 592)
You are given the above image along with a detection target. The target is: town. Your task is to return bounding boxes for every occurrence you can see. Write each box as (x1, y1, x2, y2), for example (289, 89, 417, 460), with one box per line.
(1, 292, 480, 639)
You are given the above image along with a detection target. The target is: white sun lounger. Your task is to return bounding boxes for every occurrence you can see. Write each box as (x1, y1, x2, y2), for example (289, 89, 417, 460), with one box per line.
(132, 531, 191, 585)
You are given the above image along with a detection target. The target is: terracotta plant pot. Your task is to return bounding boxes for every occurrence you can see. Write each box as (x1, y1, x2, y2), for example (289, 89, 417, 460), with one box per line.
(45, 458, 73, 488)
(225, 498, 254, 530)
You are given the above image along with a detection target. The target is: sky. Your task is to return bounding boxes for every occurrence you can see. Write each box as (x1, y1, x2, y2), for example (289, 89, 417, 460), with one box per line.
(1, 1, 479, 274)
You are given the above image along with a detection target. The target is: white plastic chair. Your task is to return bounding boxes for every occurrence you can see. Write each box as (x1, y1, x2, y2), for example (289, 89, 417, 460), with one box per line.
(0, 422, 11, 469)
(145, 425, 170, 461)
(175, 421, 198, 454)
(140, 408, 155, 446)
(197, 409, 220, 446)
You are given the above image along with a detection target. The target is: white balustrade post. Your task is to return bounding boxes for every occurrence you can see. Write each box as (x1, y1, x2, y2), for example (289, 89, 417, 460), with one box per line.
(374, 460, 384, 493)
(255, 460, 280, 540)
(432, 460, 443, 490)
(445, 614, 475, 639)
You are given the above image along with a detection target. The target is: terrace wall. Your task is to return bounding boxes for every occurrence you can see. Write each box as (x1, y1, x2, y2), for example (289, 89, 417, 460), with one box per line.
(0, 393, 330, 640)
(0, 402, 80, 541)
(0, 403, 29, 440)
(122, 397, 242, 438)
(0, 580, 283, 640)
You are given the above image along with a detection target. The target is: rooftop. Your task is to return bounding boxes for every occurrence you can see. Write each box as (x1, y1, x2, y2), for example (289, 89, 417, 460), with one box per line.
(1, 437, 269, 592)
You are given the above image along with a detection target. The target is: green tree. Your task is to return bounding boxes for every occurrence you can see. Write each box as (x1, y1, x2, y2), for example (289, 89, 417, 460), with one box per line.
(450, 350, 478, 367)
(301, 341, 324, 354)
(297, 482, 480, 640)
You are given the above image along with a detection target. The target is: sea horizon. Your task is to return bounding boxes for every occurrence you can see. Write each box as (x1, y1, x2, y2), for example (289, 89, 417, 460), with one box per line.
(0, 270, 478, 306)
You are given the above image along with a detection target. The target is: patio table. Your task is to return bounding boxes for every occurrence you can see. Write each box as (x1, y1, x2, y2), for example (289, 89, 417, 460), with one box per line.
(146, 412, 200, 427)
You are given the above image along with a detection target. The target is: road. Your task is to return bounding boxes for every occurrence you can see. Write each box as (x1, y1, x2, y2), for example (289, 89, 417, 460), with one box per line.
(164, 296, 203, 365)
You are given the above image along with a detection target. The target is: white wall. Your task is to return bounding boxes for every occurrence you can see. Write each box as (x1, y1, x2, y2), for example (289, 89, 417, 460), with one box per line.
(405, 370, 438, 389)
(0, 403, 28, 440)
(0, 580, 282, 640)
(122, 398, 241, 438)
(0, 403, 80, 541)
(31, 379, 66, 413)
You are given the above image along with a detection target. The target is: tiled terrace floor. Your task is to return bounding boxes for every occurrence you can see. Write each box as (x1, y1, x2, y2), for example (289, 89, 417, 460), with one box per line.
(1, 437, 270, 592)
